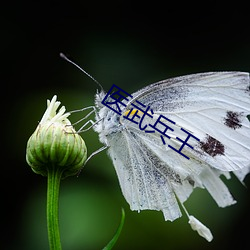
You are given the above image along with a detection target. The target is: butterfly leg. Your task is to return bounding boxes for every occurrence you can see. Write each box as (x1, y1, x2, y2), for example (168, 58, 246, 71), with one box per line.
(85, 145, 108, 165)
(68, 106, 101, 132)
(70, 106, 96, 126)
(77, 145, 108, 176)
(77, 118, 104, 133)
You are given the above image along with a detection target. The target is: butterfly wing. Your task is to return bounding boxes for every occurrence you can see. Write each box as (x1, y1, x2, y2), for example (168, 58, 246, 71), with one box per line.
(126, 72, 250, 173)
(106, 126, 182, 221)
(107, 116, 237, 221)
(100, 72, 250, 222)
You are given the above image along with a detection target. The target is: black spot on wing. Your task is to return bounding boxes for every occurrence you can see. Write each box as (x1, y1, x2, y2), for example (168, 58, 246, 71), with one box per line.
(200, 135, 225, 157)
(224, 111, 243, 130)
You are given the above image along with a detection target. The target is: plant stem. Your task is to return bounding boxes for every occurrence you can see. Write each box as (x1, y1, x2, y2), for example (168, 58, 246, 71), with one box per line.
(47, 165, 63, 250)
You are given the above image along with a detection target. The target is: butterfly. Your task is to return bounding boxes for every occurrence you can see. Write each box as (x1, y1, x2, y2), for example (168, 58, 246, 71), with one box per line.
(90, 72, 250, 241)
(61, 54, 250, 241)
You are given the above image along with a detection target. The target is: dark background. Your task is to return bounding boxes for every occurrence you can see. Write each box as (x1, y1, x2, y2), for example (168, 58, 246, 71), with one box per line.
(2, 1, 250, 250)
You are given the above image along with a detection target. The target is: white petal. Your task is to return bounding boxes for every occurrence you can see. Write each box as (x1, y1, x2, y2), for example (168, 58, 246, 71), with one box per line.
(188, 215, 213, 242)
(40, 95, 71, 125)
(41, 95, 58, 123)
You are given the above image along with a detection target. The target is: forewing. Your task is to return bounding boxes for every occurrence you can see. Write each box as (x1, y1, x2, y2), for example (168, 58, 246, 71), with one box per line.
(127, 72, 250, 173)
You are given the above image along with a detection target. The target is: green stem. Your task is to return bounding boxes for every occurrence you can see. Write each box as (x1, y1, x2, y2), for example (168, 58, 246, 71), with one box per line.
(47, 165, 63, 250)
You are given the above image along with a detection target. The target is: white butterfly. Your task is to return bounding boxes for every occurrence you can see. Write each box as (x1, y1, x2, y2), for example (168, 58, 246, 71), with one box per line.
(58, 54, 250, 242)
(86, 71, 249, 241)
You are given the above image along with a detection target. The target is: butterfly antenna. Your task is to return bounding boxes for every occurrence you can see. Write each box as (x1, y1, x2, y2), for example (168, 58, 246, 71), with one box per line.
(60, 53, 104, 91)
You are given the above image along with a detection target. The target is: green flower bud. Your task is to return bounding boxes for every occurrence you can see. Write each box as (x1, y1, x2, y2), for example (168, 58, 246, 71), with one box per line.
(26, 95, 87, 178)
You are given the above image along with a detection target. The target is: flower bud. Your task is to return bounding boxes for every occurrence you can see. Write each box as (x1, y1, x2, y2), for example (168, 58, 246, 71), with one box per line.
(26, 95, 87, 178)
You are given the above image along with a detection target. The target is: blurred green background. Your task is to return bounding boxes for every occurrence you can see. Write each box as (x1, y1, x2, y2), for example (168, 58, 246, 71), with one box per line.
(2, 2, 250, 250)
